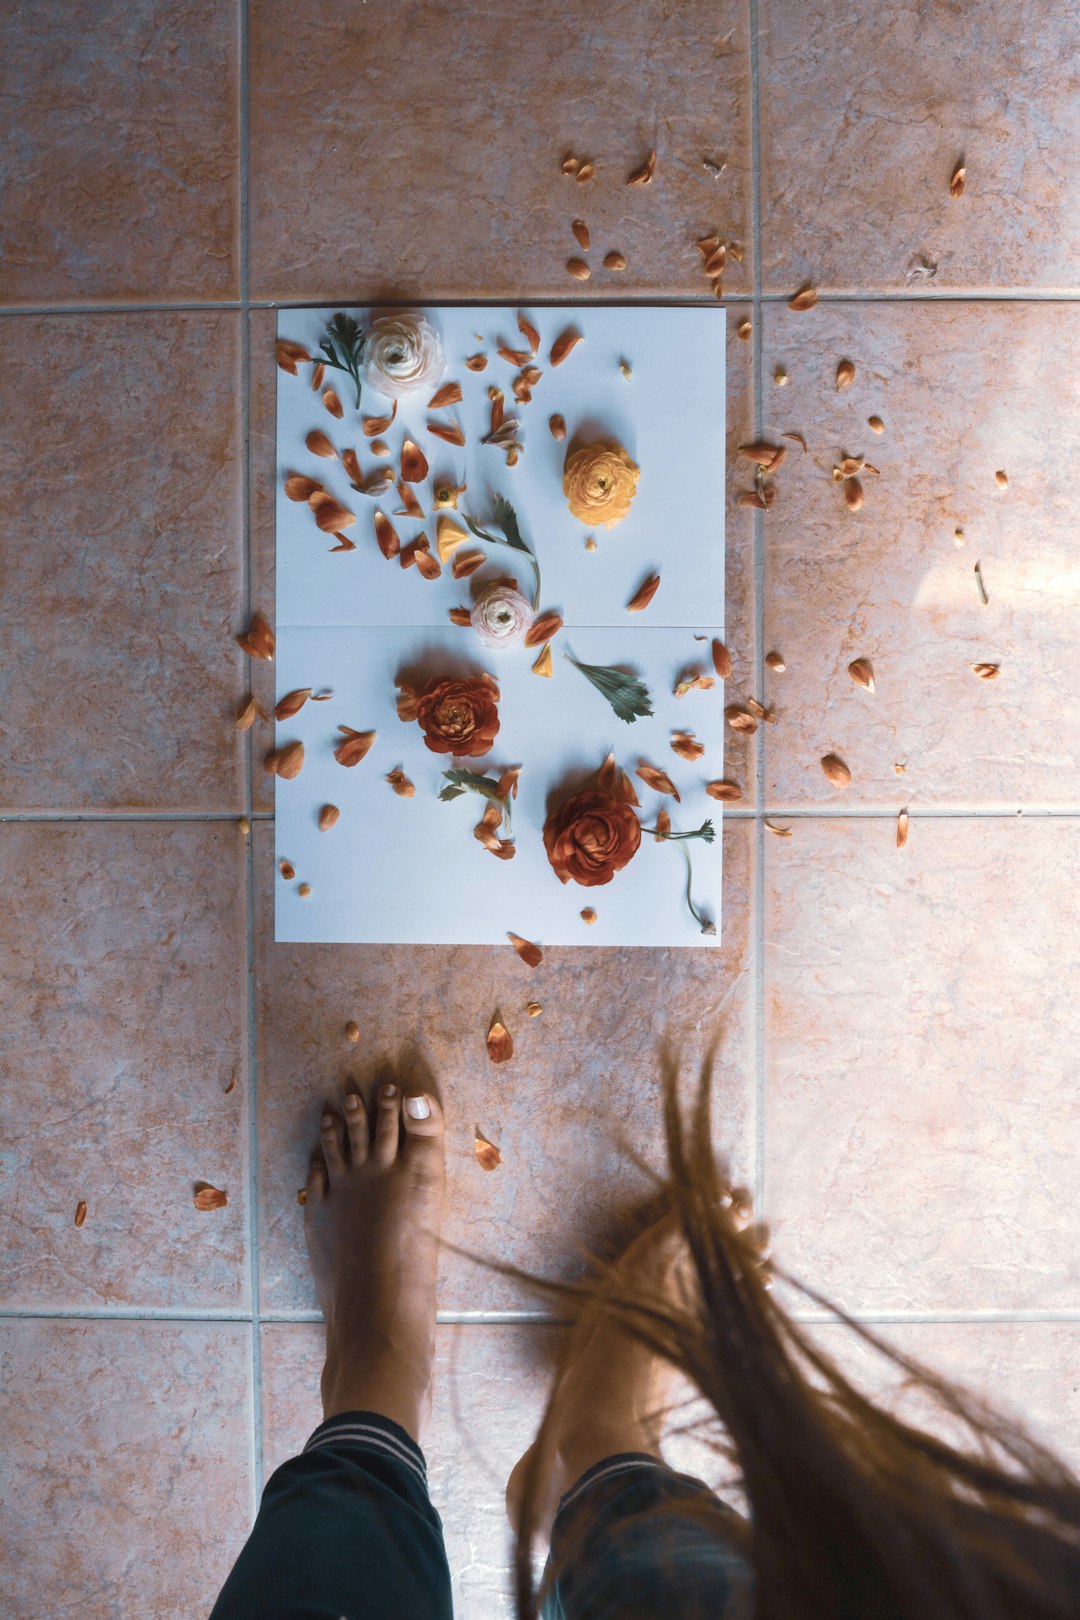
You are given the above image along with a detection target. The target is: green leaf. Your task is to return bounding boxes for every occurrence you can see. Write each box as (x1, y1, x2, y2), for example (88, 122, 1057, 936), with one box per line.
(439, 769, 513, 834)
(563, 651, 653, 724)
(492, 495, 530, 554)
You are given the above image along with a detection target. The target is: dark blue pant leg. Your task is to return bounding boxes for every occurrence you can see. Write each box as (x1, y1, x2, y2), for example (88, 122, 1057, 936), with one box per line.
(211, 1411, 454, 1620)
(542, 1453, 755, 1620)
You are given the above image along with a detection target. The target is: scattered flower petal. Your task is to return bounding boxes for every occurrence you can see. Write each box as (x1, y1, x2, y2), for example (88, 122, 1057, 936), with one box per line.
(436, 514, 470, 563)
(550, 329, 583, 367)
(428, 382, 463, 408)
(452, 548, 486, 579)
(848, 657, 875, 692)
(949, 162, 966, 198)
(275, 688, 312, 720)
(636, 762, 680, 800)
(464, 354, 488, 372)
(765, 652, 786, 673)
(711, 639, 733, 679)
(386, 768, 416, 796)
(627, 573, 660, 612)
(764, 820, 792, 837)
(821, 753, 852, 789)
(427, 419, 467, 446)
(237, 611, 275, 661)
(604, 250, 627, 270)
(279, 858, 295, 879)
(627, 148, 657, 185)
(897, 809, 909, 848)
(487, 1018, 514, 1064)
(725, 704, 758, 734)
(994, 469, 1008, 490)
(671, 731, 705, 762)
(524, 610, 563, 648)
(507, 931, 543, 968)
(322, 388, 343, 418)
(526, 1002, 542, 1017)
(194, 1182, 228, 1211)
(971, 662, 1001, 680)
(653, 808, 671, 841)
(788, 283, 818, 312)
(276, 339, 311, 373)
(869, 415, 885, 433)
(532, 643, 553, 677)
(75, 1200, 88, 1227)
(334, 729, 376, 767)
(567, 258, 590, 281)
(285, 474, 323, 501)
(475, 1130, 502, 1172)
(396, 480, 424, 518)
(362, 402, 397, 437)
(374, 511, 400, 559)
(844, 477, 864, 512)
(319, 805, 339, 831)
(836, 360, 855, 391)
(399, 438, 429, 483)
(306, 429, 336, 459)
(706, 780, 742, 802)
(580, 907, 597, 924)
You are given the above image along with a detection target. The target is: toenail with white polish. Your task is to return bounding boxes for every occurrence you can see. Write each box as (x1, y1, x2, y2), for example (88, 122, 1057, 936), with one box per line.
(322, 1114, 333, 1129)
(405, 1094, 431, 1120)
(382, 1083, 397, 1099)
(345, 1094, 360, 1110)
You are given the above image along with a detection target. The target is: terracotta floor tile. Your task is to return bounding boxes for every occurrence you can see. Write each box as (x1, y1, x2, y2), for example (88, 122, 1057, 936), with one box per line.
(248, 0, 752, 303)
(0, 822, 250, 1310)
(818, 1320, 1080, 1478)
(0, 0, 239, 305)
(757, 0, 1080, 292)
(254, 817, 756, 1313)
(248, 302, 758, 809)
(0, 313, 246, 811)
(764, 817, 1080, 1315)
(260, 1321, 736, 1618)
(0, 1319, 253, 1619)
(760, 301, 1080, 808)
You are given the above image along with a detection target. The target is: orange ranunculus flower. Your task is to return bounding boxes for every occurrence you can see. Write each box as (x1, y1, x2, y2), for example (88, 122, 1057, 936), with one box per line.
(543, 788, 641, 887)
(562, 440, 640, 529)
(415, 674, 500, 758)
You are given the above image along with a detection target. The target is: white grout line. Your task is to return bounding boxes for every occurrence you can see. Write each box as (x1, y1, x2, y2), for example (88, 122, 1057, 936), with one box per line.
(748, 0, 767, 1226)
(237, 0, 265, 1514)
(4, 1304, 1079, 1327)
(5, 290, 1080, 319)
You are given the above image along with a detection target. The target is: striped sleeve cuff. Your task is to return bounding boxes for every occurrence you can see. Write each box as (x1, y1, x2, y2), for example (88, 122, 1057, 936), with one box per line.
(303, 1411, 429, 1492)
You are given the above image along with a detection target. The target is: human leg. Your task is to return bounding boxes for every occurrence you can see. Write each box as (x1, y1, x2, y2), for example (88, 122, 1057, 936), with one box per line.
(210, 1086, 451, 1620)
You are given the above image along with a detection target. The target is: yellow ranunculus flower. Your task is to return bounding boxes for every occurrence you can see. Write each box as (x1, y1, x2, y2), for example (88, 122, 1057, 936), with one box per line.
(562, 441, 640, 529)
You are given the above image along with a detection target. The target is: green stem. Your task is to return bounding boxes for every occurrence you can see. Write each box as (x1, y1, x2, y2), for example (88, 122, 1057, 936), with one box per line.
(680, 844, 716, 936)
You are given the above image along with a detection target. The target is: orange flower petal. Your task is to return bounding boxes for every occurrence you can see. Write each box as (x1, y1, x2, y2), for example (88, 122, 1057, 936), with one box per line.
(276, 339, 311, 371)
(507, 931, 543, 968)
(312, 499, 356, 533)
(448, 606, 472, 626)
(385, 768, 416, 797)
(788, 283, 818, 312)
(319, 805, 340, 831)
(341, 448, 363, 485)
(399, 438, 429, 483)
(428, 381, 463, 408)
(415, 548, 442, 580)
(311, 362, 325, 390)
(475, 1130, 502, 1172)
(580, 907, 597, 924)
(671, 731, 705, 762)
(627, 148, 657, 185)
(653, 808, 671, 842)
(333, 729, 376, 767)
(75, 1199, 88, 1227)
(322, 388, 343, 418)
(636, 762, 680, 800)
(274, 688, 312, 720)
(427, 419, 467, 446)
(464, 354, 488, 372)
(285, 474, 323, 501)
(498, 343, 532, 367)
(531, 643, 553, 677)
(193, 1182, 228, 1211)
(305, 429, 336, 459)
(518, 313, 541, 355)
(279, 857, 295, 879)
(496, 766, 520, 800)
(329, 532, 356, 552)
(436, 515, 469, 563)
(362, 402, 397, 436)
(487, 1018, 514, 1064)
(524, 611, 563, 648)
(627, 573, 660, 612)
(236, 611, 275, 661)
(396, 480, 424, 519)
(374, 511, 400, 559)
(706, 780, 743, 802)
(550, 329, 582, 367)
(452, 548, 486, 579)
(711, 639, 733, 679)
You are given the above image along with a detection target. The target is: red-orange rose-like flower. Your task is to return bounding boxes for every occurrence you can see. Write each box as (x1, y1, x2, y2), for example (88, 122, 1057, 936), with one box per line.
(415, 674, 500, 758)
(543, 788, 642, 887)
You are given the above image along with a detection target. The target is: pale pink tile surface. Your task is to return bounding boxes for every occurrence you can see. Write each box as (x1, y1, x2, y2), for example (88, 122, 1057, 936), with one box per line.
(760, 301, 1080, 808)
(819, 1320, 1080, 1478)
(0, 313, 246, 812)
(0, 822, 250, 1310)
(0, 1319, 253, 1620)
(765, 817, 1080, 1315)
(248, 0, 752, 303)
(758, 0, 1080, 292)
(254, 818, 756, 1313)
(0, 0, 240, 304)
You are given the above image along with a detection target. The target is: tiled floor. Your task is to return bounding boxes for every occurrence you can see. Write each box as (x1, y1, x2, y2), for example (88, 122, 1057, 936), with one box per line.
(2, 1, 1079, 1615)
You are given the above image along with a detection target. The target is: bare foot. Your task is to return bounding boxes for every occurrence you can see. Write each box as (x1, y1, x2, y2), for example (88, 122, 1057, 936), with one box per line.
(506, 1215, 690, 1541)
(304, 1084, 445, 1443)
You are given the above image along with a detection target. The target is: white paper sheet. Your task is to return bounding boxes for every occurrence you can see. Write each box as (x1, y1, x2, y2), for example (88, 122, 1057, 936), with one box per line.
(274, 304, 726, 946)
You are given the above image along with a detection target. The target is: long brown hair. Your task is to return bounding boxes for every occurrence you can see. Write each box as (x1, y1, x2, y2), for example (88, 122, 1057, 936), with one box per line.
(509, 1053, 1080, 1619)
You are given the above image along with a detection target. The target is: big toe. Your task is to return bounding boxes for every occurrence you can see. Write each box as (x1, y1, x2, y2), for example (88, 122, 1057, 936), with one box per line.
(401, 1091, 446, 1195)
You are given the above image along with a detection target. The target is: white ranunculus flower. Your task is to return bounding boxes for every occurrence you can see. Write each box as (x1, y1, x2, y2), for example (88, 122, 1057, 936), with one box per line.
(470, 583, 534, 649)
(361, 312, 446, 400)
